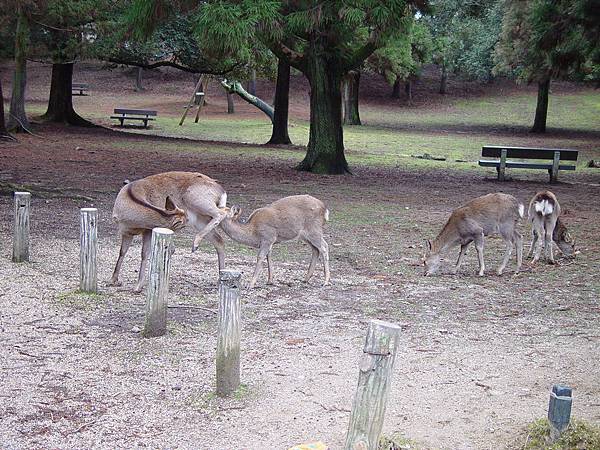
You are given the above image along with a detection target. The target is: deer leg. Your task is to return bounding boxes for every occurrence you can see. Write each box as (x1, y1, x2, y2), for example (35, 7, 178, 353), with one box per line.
(191, 208, 228, 252)
(453, 243, 469, 274)
(204, 230, 226, 271)
(532, 223, 544, 264)
(514, 231, 523, 272)
(110, 233, 134, 286)
(266, 251, 274, 285)
(134, 230, 152, 293)
(474, 232, 485, 276)
(305, 245, 320, 283)
(249, 244, 272, 289)
(497, 238, 513, 276)
(320, 239, 330, 285)
(527, 228, 538, 259)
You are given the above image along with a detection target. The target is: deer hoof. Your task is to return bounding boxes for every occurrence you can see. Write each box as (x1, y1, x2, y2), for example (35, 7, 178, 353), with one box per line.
(108, 279, 122, 287)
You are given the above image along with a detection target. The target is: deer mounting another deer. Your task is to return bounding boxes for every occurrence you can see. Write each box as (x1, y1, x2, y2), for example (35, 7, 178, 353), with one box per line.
(424, 193, 524, 276)
(527, 191, 575, 264)
(215, 194, 331, 289)
(110, 171, 228, 292)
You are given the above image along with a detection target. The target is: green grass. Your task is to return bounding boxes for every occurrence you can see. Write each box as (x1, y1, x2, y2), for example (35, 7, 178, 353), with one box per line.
(520, 418, 600, 450)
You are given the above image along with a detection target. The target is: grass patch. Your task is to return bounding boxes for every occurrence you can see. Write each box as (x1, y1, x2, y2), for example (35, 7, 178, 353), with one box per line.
(53, 290, 105, 310)
(379, 432, 420, 450)
(520, 418, 600, 450)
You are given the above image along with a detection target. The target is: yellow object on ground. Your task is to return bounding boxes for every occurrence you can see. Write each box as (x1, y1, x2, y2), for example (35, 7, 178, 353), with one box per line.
(288, 442, 328, 450)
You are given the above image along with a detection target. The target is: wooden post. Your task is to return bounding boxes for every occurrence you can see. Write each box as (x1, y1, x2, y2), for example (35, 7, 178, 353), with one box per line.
(143, 228, 174, 338)
(179, 75, 204, 126)
(498, 148, 507, 181)
(550, 151, 560, 183)
(12, 191, 30, 262)
(79, 208, 98, 293)
(548, 384, 572, 443)
(216, 269, 242, 397)
(345, 319, 402, 450)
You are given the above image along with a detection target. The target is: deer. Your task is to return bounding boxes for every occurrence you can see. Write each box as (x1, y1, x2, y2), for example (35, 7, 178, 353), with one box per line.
(527, 191, 575, 264)
(423, 193, 524, 276)
(110, 171, 229, 292)
(213, 194, 331, 289)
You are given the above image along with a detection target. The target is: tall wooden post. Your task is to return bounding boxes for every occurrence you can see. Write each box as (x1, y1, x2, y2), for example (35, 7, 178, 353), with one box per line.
(548, 384, 572, 443)
(345, 319, 402, 450)
(79, 208, 98, 293)
(216, 270, 242, 397)
(12, 191, 30, 262)
(143, 228, 174, 338)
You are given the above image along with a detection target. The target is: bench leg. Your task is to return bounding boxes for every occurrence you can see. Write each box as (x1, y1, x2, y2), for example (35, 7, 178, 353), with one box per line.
(498, 149, 507, 181)
(119, 118, 124, 127)
(550, 151, 560, 183)
(143, 119, 148, 128)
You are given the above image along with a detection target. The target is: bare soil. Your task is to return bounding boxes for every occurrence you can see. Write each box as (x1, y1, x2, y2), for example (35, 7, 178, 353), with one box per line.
(0, 63, 599, 450)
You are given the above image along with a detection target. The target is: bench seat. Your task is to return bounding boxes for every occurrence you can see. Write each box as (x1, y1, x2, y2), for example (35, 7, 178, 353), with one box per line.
(111, 108, 158, 128)
(478, 160, 576, 171)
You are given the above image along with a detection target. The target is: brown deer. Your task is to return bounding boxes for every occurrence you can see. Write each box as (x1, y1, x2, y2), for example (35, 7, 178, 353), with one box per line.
(215, 195, 330, 289)
(527, 191, 575, 263)
(424, 193, 524, 276)
(111, 171, 228, 292)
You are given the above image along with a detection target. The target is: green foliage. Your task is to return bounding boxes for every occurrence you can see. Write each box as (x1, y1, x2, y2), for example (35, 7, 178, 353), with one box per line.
(521, 418, 600, 450)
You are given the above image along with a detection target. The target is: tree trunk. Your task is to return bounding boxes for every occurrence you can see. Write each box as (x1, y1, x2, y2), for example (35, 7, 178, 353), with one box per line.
(405, 80, 412, 103)
(531, 78, 550, 133)
(7, 6, 30, 132)
(0, 78, 11, 138)
(343, 71, 361, 126)
(248, 69, 256, 95)
(268, 59, 292, 145)
(42, 63, 95, 126)
(135, 67, 144, 91)
(392, 76, 401, 98)
(297, 53, 349, 174)
(439, 66, 447, 95)
(227, 91, 235, 114)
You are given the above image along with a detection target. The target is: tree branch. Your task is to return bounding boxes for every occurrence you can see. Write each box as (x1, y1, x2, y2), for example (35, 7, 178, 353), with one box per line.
(268, 41, 306, 71)
(106, 57, 241, 76)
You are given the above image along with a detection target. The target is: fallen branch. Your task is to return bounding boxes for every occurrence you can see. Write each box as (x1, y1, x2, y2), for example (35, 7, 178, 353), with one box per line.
(221, 79, 274, 123)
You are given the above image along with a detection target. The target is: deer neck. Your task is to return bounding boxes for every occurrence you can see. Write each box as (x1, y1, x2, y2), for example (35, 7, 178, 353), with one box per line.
(432, 225, 460, 254)
(220, 218, 260, 248)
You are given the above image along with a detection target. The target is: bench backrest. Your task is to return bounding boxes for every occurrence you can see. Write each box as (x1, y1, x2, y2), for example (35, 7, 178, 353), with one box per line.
(114, 108, 158, 116)
(482, 146, 578, 161)
(72, 83, 89, 88)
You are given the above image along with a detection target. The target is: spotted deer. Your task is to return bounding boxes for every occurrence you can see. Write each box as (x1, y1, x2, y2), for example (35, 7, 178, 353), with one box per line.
(215, 195, 330, 289)
(111, 171, 228, 292)
(424, 193, 524, 276)
(527, 191, 575, 263)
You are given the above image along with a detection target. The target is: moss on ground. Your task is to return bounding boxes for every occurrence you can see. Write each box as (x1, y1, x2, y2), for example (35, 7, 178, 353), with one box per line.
(520, 418, 600, 450)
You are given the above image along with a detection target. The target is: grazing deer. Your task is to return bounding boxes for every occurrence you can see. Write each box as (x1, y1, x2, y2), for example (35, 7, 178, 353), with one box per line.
(527, 191, 574, 263)
(215, 195, 330, 289)
(111, 171, 228, 292)
(424, 193, 524, 276)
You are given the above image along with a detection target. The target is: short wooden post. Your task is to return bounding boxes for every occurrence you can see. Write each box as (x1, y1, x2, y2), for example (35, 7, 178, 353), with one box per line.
(345, 319, 402, 450)
(548, 384, 572, 443)
(216, 270, 242, 397)
(79, 208, 98, 293)
(498, 148, 507, 181)
(12, 191, 31, 263)
(143, 228, 174, 338)
(550, 151, 560, 183)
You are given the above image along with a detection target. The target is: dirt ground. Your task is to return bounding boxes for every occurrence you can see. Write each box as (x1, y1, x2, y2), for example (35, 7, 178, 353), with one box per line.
(1, 64, 599, 450)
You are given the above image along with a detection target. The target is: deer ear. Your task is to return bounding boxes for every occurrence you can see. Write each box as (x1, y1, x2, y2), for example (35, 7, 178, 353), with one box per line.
(165, 196, 177, 211)
(231, 205, 241, 216)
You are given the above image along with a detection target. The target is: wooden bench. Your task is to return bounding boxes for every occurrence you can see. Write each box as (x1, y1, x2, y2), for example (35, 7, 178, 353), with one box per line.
(72, 82, 89, 96)
(478, 146, 578, 183)
(110, 108, 157, 128)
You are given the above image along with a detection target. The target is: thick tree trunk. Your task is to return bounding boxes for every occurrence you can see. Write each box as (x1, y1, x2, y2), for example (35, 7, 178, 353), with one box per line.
(268, 59, 292, 145)
(439, 66, 448, 95)
(42, 63, 95, 127)
(405, 80, 413, 103)
(135, 67, 144, 91)
(7, 6, 30, 132)
(531, 78, 550, 133)
(248, 69, 256, 95)
(0, 78, 10, 138)
(392, 76, 401, 98)
(227, 91, 235, 114)
(298, 53, 349, 174)
(343, 71, 361, 126)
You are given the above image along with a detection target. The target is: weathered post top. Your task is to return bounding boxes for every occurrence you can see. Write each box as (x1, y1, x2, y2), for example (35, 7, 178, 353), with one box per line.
(363, 319, 402, 354)
(548, 383, 573, 443)
(219, 269, 242, 287)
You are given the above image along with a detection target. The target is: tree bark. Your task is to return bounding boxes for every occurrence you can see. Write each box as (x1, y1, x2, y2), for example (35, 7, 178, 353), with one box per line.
(268, 58, 292, 145)
(227, 91, 235, 114)
(392, 76, 401, 98)
(297, 51, 349, 174)
(439, 66, 447, 95)
(343, 71, 361, 126)
(42, 63, 95, 127)
(7, 6, 30, 132)
(221, 79, 273, 120)
(0, 78, 11, 138)
(247, 69, 256, 95)
(531, 78, 550, 133)
(135, 67, 144, 91)
(405, 80, 413, 103)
